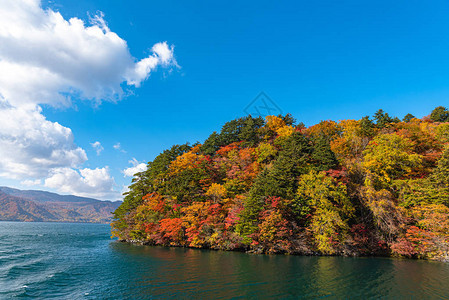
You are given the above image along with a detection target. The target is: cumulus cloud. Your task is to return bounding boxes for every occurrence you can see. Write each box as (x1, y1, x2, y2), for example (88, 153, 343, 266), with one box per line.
(122, 158, 147, 177)
(0, 104, 87, 179)
(126, 42, 177, 87)
(0, 0, 177, 107)
(44, 167, 116, 200)
(0, 0, 176, 198)
(91, 141, 104, 155)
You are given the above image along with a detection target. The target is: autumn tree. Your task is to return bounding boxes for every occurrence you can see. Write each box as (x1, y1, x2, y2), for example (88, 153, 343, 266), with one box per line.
(294, 170, 354, 254)
(112, 107, 449, 261)
(165, 147, 214, 202)
(113, 143, 192, 232)
(205, 183, 227, 203)
(361, 187, 403, 241)
(306, 120, 341, 141)
(362, 133, 422, 188)
(265, 115, 294, 138)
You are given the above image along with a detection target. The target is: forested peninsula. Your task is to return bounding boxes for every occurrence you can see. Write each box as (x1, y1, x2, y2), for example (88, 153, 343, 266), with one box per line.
(112, 107, 449, 261)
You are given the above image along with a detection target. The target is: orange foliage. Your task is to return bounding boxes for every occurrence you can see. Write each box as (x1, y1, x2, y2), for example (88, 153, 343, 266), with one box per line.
(216, 142, 242, 157)
(159, 218, 184, 244)
(142, 192, 166, 213)
(265, 115, 285, 131)
(306, 120, 341, 140)
(169, 150, 208, 175)
(265, 115, 294, 137)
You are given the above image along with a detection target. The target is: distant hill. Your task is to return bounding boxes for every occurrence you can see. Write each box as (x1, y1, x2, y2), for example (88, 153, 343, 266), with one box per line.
(0, 187, 121, 223)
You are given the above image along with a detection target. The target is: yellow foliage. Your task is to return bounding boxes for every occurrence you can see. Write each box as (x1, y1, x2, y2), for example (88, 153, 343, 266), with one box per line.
(330, 136, 351, 159)
(181, 202, 210, 226)
(362, 187, 403, 238)
(419, 119, 438, 136)
(276, 125, 294, 137)
(306, 120, 341, 140)
(256, 142, 277, 163)
(297, 170, 354, 254)
(169, 151, 205, 175)
(265, 115, 285, 131)
(435, 123, 449, 143)
(205, 183, 227, 202)
(258, 210, 284, 243)
(411, 204, 449, 235)
(339, 119, 360, 138)
(330, 119, 371, 163)
(265, 115, 294, 138)
(362, 133, 423, 187)
(310, 208, 345, 254)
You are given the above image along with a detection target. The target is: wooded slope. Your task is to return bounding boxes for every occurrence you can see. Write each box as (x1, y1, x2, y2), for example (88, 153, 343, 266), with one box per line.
(112, 107, 449, 260)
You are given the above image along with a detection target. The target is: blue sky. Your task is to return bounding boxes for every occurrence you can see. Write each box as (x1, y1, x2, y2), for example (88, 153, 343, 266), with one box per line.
(1, 0, 449, 199)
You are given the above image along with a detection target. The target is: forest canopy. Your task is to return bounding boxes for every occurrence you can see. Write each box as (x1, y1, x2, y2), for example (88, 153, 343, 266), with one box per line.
(112, 107, 449, 261)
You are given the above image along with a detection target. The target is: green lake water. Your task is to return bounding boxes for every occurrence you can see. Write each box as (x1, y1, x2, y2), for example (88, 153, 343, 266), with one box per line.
(0, 222, 448, 299)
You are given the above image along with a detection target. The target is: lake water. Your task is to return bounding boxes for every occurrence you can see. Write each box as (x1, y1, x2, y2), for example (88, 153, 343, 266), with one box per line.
(0, 222, 448, 299)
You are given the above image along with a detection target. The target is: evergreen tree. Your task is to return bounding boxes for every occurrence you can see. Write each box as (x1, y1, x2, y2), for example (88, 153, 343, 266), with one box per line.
(373, 109, 395, 128)
(359, 116, 375, 137)
(113, 143, 192, 225)
(201, 116, 264, 155)
(431, 146, 449, 187)
(237, 132, 313, 238)
(311, 136, 338, 171)
(430, 106, 449, 122)
(403, 113, 415, 123)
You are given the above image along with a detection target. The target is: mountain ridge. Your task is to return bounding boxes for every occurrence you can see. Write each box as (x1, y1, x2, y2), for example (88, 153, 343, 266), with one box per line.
(0, 186, 116, 204)
(0, 187, 121, 223)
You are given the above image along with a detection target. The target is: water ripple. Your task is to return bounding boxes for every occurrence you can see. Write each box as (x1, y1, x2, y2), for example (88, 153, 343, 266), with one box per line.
(0, 222, 448, 299)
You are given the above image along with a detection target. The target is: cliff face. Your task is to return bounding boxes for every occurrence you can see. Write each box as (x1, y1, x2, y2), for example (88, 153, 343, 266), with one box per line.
(0, 188, 121, 223)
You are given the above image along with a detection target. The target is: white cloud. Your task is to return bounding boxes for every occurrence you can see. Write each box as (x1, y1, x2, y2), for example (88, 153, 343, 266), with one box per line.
(121, 184, 130, 196)
(91, 141, 104, 155)
(0, 0, 176, 199)
(44, 167, 117, 200)
(122, 158, 147, 177)
(20, 179, 42, 186)
(0, 104, 87, 179)
(126, 42, 177, 87)
(113, 142, 126, 153)
(0, 0, 177, 108)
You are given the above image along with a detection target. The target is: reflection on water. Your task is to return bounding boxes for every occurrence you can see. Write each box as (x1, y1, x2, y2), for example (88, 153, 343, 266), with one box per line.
(0, 222, 448, 299)
(110, 242, 449, 299)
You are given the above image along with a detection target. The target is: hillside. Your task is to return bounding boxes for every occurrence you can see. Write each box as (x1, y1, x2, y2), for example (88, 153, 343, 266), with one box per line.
(0, 188, 120, 223)
(112, 107, 449, 261)
(0, 186, 100, 203)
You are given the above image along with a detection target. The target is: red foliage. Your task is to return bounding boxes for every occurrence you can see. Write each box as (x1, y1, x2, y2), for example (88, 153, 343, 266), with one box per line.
(325, 168, 348, 184)
(216, 142, 242, 156)
(391, 226, 436, 258)
(267, 196, 281, 209)
(224, 205, 243, 230)
(142, 192, 166, 213)
(159, 218, 184, 243)
(144, 222, 158, 234)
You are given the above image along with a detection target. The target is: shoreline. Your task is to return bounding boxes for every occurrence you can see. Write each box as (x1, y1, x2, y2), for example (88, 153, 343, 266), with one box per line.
(119, 239, 449, 262)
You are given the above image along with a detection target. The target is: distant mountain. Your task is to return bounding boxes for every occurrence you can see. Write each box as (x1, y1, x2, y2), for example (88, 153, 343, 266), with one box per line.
(0, 186, 101, 203)
(0, 187, 121, 223)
